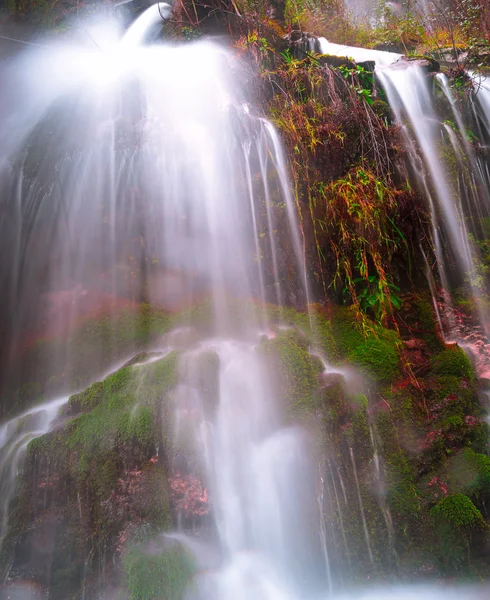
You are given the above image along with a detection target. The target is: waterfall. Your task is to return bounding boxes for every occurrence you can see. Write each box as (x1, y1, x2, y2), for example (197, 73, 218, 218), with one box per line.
(0, 13, 310, 386)
(0, 396, 68, 549)
(0, 5, 330, 598)
(170, 339, 328, 598)
(2, 8, 490, 599)
(315, 38, 490, 357)
(316, 38, 402, 67)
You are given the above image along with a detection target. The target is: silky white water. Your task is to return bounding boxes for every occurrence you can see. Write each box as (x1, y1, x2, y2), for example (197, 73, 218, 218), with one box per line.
(0, 5, 307, 377)
(170, 337, 328, 599)
(316, 37, 402, 66)
(0, 4, 319, 597)
(0, 396, 68, 549)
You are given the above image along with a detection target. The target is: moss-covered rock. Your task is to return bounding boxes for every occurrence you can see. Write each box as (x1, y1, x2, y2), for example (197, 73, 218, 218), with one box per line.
(331, 307, 400, 383)
(429, 494, 486, 573)
(446, 448, 490, 499)
(376, 411, 420, 520)
(431, 493, 486, 529)
(259, 329, 324, 418)
(4, 349, 183, 598)
(123, 543, 195, 600)
(431, 345, 473, 380)
(65, 352, 179, 467)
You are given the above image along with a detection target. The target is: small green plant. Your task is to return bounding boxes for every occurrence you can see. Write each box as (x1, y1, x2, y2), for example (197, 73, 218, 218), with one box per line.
(345, 275, 402, 320)
(338, 64, 374, 105)
(280, 48, 296, 65)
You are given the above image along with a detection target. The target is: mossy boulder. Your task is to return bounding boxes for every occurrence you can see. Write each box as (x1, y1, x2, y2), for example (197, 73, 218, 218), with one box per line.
(446, 448, 490, 499)
(429, 494, 487, 572)
(65, 352, 180, 467)
(6, 350, 183, 598)
(258, 329, 324, 418)
(431, 493, 486, 530)
(123, 543, 195, 600)
(331, 307, 400, 383)
(431, 345, 473, 380)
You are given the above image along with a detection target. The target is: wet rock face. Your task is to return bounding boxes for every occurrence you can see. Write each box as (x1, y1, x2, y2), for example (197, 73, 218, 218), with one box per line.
(319, 372, 345, 390)
(0, 581, 47, 600)
(1, 298, 490, 595)
(286, 30, 317, 59)
(1, 349, 182, 599)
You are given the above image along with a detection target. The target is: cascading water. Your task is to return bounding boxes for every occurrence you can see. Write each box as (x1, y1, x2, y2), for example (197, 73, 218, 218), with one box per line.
(171, 339, 327, 599)
(316, 38, 402, 67)
(0, 396, 68, 550)
(375, 58, 490, 374)
(0, 5, 307, 391)
(376, 63, 476, 283)
(316, 37, 490, 372)
(0, 5, 328, 599)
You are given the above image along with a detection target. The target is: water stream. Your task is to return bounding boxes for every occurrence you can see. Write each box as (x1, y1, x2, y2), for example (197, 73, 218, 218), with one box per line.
(316, 37, 490, 361)
(0, 396, 68, 549)
(0, 6, 325, 598)
(172, 338, 328, 598)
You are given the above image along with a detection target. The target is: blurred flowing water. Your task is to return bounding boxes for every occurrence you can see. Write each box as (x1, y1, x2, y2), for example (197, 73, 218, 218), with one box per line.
(316, 37, 490, 373)
(0, 4, 307, 387)
(0, 5, 321, 599)
(0, 396, 68, 551)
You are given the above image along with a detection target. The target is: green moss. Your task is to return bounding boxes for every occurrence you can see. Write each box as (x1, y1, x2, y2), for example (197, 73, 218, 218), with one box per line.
(345, 394, 373, 461)
(467, 421, 490, 453)
(431, 494, 486, 529)
(348, 335, 400, 383)
(307, 307, 341, 363)
(330, 307, 365, 354)
(427, 373, 479, 441)
(259, 330, 323, 417)
(431, 345, 473, 380)
(118, 405, 154, 445)
(446, 448, 490, 498)
(322, 379, 345, 420)
(152, 352, 180, 387)
(66, 352, 180, 464)
(411, 294, 445, 352)
(93, 455, 120, 498)
(123, 544, 195, 600)
(376, 411, 420, 519)
(68, 380, 104, 412)
(26, 429, 69, 471)
(433, 374, 470, 402)
(103, 366, 132, 394)
(330, 307, 400, 382)
(254, 302, 340, 363)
